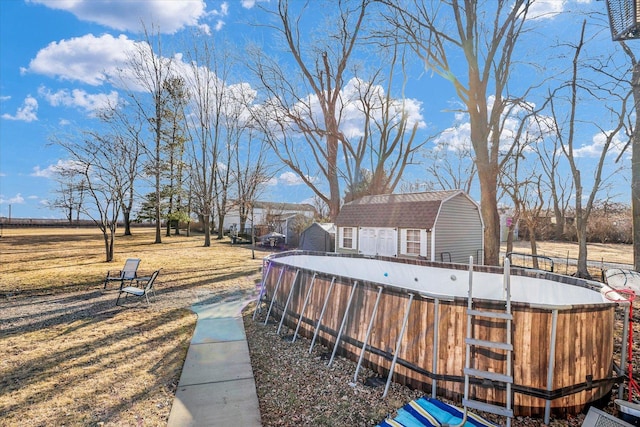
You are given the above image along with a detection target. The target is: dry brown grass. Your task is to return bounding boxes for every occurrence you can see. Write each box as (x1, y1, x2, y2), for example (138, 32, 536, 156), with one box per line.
(0, 227, 264, 426)
(0, 228, 635, 426)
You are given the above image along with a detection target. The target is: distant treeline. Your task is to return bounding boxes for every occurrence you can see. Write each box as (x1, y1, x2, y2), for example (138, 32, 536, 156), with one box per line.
(0, 218, 157, 228)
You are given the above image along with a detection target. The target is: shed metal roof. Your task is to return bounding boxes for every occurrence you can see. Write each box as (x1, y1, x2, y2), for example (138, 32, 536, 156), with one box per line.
(335, 190, 464, 229)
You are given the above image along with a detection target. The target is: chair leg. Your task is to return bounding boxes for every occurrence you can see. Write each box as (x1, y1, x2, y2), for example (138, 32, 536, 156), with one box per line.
(116, 290, 123, 306)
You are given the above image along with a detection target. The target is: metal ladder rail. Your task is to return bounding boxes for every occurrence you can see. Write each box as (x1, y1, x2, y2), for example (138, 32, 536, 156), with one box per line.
(462, 257, 514, 426)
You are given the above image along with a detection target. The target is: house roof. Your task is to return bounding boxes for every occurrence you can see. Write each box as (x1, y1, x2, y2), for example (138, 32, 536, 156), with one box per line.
(253, 201, 316, 212)
(335, 190, 464, 229)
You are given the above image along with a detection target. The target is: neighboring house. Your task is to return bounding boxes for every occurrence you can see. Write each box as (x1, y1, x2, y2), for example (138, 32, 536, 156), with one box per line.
(334, 190, 484, 264)
(299, 223, 336, 252)
(223, 201, 316, 244)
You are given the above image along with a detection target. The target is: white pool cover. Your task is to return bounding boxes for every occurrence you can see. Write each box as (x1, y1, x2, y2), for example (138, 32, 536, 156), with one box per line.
(269, 254, 618, 308)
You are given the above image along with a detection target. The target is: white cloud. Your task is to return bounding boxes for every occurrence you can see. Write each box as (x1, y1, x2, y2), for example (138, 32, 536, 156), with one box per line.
(0, 193, 25, 205)
(278, 171, 316, 186)
(24, 34, 139, 86)
(524, 0, 567, 20)
(1, 96, 38, 122)
(28, 0, 207, 34)
(290, 77, 425, 140)
(574, 130, 627, 158)
(39, 86, 119, 114)
(241, 0, 268, 9)
(31, 160, 85, 178)
(0, 95, 11, 101)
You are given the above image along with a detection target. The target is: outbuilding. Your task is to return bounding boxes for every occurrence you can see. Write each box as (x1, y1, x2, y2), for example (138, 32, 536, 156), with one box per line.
(334, 190, 484, 264)
(299, 223, 336, 252)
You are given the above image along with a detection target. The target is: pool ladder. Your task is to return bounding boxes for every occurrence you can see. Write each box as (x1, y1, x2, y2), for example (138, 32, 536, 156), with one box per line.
(462, 257, 514, 427)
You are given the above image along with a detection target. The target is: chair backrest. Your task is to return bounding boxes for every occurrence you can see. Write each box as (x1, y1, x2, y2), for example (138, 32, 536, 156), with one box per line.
(122, 258, 140, 279)
(144, 270, 160, 292)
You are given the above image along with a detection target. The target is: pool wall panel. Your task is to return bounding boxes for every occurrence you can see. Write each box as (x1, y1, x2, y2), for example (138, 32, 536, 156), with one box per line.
(260, 255, 620, 417)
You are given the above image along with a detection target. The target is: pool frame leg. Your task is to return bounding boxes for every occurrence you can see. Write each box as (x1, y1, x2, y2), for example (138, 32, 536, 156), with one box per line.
(544, 309, 559, 424)
(432, 298, 440, 398)
(619, 305, 630, 400)
(263, 267, 285, 326)
(309, 276, 336, 354)
(353, 286, 383, 383)
(292, 272, 317, 343)
(328, 281, 359, 367)
(252, 261, 273, 320)
(383, 293, 414, 398)
(277, 269, 300, 335)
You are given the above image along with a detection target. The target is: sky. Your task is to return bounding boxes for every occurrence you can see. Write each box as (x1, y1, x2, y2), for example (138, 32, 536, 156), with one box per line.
(0, 0, 637, 220)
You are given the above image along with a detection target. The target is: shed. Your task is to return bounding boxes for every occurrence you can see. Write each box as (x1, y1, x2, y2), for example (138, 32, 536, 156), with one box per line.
(299, 223, 336, 252)
(334, 190, 484, 264)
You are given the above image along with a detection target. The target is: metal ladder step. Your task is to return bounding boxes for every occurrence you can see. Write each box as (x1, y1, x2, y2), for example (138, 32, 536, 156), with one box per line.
(467, 309, 513, 320)
(465, 338, 513, 351)
(464, 368, 513, 384)
(463, 398, 514, 418)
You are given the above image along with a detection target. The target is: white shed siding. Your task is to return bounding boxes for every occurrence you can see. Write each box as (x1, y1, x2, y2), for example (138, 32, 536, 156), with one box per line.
(434, 194, 483, 264)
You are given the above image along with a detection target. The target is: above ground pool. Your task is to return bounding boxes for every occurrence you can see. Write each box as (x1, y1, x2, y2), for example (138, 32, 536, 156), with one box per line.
(256, 251, 629, 420)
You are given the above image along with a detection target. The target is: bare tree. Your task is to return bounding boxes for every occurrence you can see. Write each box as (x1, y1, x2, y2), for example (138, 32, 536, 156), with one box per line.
(247, 1, 424, 219)
(339, 43, 426, 198)
(422, 140, 477, 194)
(547, 21, 630, 278)
(51, 167, 86, 223)
(122, 26, 173, 244)
(184, 37, 246, 245)
(234, 129, 275, 235)
(618, 42, 640, 272)
(246, 0, 371, 219)
(385, 0, 532, 265)
(53, 133, 126, 262)
(92, 101, 145, 236)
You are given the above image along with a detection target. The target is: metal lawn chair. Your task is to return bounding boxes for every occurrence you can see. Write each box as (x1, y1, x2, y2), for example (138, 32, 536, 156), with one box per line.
(103, 258, 140, 289)
(116, 270, 160, 306)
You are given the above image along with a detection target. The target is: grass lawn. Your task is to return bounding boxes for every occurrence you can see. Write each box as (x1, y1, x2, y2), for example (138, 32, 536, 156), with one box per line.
(0, 227, 264, 426)
(0, 227, 634, 426)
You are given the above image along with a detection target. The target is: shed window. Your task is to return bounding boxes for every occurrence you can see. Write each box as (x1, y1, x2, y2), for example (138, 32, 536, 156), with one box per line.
(406, 229, 421, 255)
(341, 227, 355, 249)
(400, 228, 427, 257)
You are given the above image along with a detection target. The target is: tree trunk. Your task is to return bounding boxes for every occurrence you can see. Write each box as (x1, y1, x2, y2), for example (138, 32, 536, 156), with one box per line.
(632, 62, 640, 272)
(123, 209, 132, 236)
(203, 215, 211, 247)
(529, 228, 539, 270)
(477, 161, 500, 266)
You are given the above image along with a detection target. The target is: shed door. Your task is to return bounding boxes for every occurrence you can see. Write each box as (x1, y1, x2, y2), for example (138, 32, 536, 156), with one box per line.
(359, 227, 397, 257)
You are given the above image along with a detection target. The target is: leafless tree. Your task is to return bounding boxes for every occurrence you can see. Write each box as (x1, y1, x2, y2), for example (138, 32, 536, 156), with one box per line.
(385, 0, 532, 265)
(53, 132, 128, 262)
(233, 129, 276, 235)
(422, 140, 477, 194)
(184, 37, 248, 245)
(92, 100, 145, 236)
(547, 21, 630, 278)
(122, 26, 174, 244)
(51, 167, 86, 223)
(618, 42, 640, 271)
(247, 0, 424, 219)
(247, 0, 370, 220)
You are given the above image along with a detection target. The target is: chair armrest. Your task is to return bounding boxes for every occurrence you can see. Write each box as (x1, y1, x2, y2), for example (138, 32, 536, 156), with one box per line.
(105, 270, 124, 279)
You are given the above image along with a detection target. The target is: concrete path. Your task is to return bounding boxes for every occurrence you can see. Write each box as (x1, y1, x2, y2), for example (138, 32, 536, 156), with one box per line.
(167, 298, 262, 427)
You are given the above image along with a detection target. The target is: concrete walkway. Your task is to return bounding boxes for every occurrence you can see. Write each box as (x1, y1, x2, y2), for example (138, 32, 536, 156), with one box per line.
(167, 298, 262, 427)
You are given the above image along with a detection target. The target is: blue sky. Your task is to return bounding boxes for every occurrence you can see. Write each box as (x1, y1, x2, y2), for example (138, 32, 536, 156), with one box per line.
(0, 0, 636, 219)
